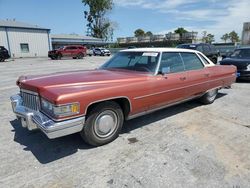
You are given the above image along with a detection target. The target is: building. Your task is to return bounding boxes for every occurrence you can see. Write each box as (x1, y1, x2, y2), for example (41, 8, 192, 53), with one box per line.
(117, 31, 198, 46)
(242, 22, 250, 45)
(165, 32, 180, 41)
(0, 20, 51, 58)
(0, 20, 107, 58)
(51, 34, 106, 49)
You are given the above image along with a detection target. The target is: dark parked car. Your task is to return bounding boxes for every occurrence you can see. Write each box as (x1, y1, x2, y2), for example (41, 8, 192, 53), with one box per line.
(177, 43, 219, 64)
(0, 46, 10, 62)
(220, 48, 250, 79)
(48, 45, 87, 60)
(93, 48, 111, 56)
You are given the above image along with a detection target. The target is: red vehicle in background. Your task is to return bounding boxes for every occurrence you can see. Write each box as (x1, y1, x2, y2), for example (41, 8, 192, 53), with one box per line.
(48, 45, 87, 60)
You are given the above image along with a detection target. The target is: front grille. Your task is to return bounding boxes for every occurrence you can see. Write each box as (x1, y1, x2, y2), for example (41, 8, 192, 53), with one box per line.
(20, 90, 40, 111)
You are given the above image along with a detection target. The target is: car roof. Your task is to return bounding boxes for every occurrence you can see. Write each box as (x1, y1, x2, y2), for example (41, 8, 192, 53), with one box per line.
(121, 47, 199, 53)
(236, 47, 250, 50)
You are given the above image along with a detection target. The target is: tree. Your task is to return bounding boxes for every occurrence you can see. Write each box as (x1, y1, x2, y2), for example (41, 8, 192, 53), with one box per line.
(83, 0, 114, 40)
(145, 31, 153, 37)
(202, 31, 214, 43)
(134, 29, 145, 37)
(174, 27, 188, 39)
(221, 33, 230, 43)
(206, 33, 215, 43)
(229, 31, 240, 43)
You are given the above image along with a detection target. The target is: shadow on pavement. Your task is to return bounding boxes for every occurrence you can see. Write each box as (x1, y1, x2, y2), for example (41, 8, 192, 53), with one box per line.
(10, 92, 227, 164)
(10, 119, 94, 164)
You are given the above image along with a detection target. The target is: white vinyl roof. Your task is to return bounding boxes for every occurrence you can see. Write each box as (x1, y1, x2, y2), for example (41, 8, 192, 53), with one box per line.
(121, 47, 198, 53)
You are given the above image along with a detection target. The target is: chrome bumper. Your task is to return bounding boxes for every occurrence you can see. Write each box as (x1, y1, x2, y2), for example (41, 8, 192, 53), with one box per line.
(10, 94, 85, 139)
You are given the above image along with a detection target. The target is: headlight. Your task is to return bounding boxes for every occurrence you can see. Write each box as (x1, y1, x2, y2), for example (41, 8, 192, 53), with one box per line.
(41, 99, 80, 118)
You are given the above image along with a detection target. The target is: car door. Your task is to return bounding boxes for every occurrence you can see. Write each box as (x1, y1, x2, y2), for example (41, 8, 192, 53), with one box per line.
(180, 52, 211, 97)
(146, 52, 189, 110)
(63, 46, 72, 56)
(95, 49, 101, 55)
(70, 46, 78, 56)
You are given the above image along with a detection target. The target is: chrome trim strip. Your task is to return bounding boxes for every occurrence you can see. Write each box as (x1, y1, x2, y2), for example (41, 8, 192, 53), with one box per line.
(84, 96, 132, 115)
(133, 74, 234, 100)
(154, 51, 162, 76)
(20, 89, 38, 96)
(134, 86, 184, 100)
(127, 95, 203, 120)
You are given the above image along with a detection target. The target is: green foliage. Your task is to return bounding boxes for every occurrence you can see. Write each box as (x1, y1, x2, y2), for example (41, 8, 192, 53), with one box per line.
(202, 31, 214, 43)
(221, 33, 230, 43)
(83, 0, 114, 40)
(174, 27, 188, 38)
(229, 31, 240, 43)
(134, 29, 145, 37)
(134, 29, 153, 37)
(206, 33, 215, 43)
(145, 31, 153, 37)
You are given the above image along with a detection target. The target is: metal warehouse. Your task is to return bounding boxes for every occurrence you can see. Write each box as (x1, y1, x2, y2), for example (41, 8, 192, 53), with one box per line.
(0, 20, 51, 58)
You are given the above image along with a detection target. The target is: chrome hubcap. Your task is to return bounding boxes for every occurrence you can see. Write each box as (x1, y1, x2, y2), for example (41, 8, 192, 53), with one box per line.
(94, 110, 118, 138)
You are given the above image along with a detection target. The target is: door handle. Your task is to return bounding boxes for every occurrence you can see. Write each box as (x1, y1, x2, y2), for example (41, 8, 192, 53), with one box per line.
(204, 73, 210, 77)
(179, 77, 186, 81)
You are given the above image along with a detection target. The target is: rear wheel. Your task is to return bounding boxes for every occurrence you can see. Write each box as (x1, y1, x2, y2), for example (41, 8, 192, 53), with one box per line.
(80, 101, 124, 146)
(199, 89, 218, 104)
(77, 53, 84, 59)
(212, 57, 217, 64)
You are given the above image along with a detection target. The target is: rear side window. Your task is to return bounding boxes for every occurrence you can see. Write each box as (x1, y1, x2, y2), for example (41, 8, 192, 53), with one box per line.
(180, 53, 204, 70)
(160, 52, 185, 73)
(210, 45, 217, 53)
(203, 45, 210, 53)
(196, 45, 203, 52)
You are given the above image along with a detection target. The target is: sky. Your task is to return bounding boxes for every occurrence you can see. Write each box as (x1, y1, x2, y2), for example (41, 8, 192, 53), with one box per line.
(0, 0, 250, 42)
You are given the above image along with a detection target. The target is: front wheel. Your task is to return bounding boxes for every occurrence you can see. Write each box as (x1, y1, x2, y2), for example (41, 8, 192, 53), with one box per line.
(199, 89, 218, 104)
(80, 101, 124, 146)
(57, 53, 62, 60)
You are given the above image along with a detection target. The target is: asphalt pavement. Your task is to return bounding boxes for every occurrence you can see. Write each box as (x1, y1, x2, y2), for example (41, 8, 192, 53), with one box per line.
(0, 56, 250, 188)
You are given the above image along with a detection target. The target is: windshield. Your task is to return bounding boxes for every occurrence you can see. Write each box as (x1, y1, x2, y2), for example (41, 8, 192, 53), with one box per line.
(231, 49, 250, 58)
(101, 51, 160, 73)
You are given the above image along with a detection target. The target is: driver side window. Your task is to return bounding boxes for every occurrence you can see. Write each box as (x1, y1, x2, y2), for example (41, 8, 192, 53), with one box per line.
(160, 52, 185, 73)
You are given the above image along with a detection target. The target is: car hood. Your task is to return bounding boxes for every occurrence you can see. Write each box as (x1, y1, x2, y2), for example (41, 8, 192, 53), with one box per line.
(17, 69, 148, 102)
(220, 58, 250, 70)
